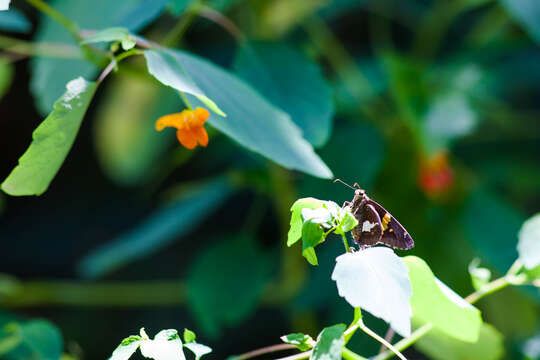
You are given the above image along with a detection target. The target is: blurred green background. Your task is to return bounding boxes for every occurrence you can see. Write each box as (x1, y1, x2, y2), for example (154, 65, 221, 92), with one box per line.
(0, 0, 539, 359)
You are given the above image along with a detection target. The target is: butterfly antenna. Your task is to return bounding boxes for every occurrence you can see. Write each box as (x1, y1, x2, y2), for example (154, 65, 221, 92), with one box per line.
(333, 179, 355, 190)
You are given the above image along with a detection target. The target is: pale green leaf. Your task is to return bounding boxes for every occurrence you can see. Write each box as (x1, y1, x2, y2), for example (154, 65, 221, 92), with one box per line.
(168, 49, 333, 179)
(280, 333, 314, 351)
(288, 197, 326, 246)
(518, 213, 540, 270)
(415, 323, 504, 360)
(81, 27, 135, 50)
(1, 77, 97, 196)
(403, 256, 482, 342)
(109, 336, 141, 360)
(332, 248, 412, 337)
(183, 342, 212, 360)
(310, 324, 345, 360)
(234, 42, 334, 147)
(183, 329, 195, 343)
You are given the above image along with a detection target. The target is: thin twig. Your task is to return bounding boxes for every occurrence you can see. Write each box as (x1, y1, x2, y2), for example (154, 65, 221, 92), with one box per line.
(379, 328, 395, 354)
(232, 344, 296, 360)
(358, 321, 407, 360)
(196, 4, 244, 41)
(275, 350, 311, 360)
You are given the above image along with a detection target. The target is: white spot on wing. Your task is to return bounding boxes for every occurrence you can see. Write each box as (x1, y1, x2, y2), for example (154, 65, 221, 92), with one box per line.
(362, 221, 377, 232)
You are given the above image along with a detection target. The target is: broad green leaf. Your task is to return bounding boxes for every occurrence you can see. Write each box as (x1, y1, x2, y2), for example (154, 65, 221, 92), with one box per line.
(0, 57, 13, 99)
(280, 333, 314, 351)
(0, 0, 9, 11)
(1, 77, 97, 196)
(183, 342, 212, 360)
(93, 74, 179, 187)
(468, 258, 492, 291)
(500, 0, 540, 45)
(1, 320, 63, 360)
(332, 248, 412, 337)
(415, 323, 504, 360)
(403, 256, 482, 342)
(234, 42, 334, 147)
(183, 329, 196, 343)
(288, 197, 326, 246)
(187, 235, 273, 337)
(0, 9, 31, 33)
(465, 190, 523, 272)
(302, 220, 324, 266)
(139, 329, 185, 360)
(518, 213, 540, 270)
(31, 0, 169, 114)
(167, 49, 333, 179)
(310, 324, 346, 360)
(302, 246, 319, 266)
(81, 27, 135, 50)
(78, 177, 232, 277)
(109, 336, 142, 360)
(144, 49, 225, 116)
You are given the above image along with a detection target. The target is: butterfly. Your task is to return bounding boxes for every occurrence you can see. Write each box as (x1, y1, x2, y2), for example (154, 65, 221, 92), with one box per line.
(337, 180, 414, 250)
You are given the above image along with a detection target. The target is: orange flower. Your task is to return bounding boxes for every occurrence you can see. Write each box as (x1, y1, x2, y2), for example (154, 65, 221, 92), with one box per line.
(155, 107, 210, 149)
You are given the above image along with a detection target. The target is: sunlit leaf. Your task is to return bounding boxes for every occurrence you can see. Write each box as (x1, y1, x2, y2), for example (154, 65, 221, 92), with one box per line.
(140, 329, 185, 360)
(500, 0, 540, 45)
(183, 329, 196, 343)
(186, 235, 273, 337)
(183, 342, 212, 360)
(1, 77, 97, 196)
(78, 177, 232, 277)
(167, 49, 333, 179)
(281, 333, 314, 352)
(288, 197, 326, 247)
(331, 248, 412, 337)
(109, 336, 141, 360)
(403, 256, 482, 342)
(302, 220, 324, 266)
(518, 213, 540, 270)
(310, 324, 345, 360)
(415, 323, 504, 360)
(0, 9, 31, 33)
(234, 42, 334, 147)
(81, 27, 135, 50)
(31, 0, 169, 114)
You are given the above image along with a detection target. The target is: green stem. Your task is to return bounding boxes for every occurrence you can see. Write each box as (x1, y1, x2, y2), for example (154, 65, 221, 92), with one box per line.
(180, 91, 193, 110)
(0, 35, 81, 59)
(373, 323, 433, 360)
(465, 274, 527, 304)
(26, 0, 80, 40)
(275, 350, 311, 360)
(358, 320, 407, 360)
(344, 308, 362, 342)
(162, 1, 201, 47)
(341, 233, 351, 253)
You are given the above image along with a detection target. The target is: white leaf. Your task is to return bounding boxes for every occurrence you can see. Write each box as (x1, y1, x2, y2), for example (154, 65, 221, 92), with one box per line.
(518, 213, 540, 269)
(331, 247, 412, 337)
(184, 342, 212, 360)
(109, 336, 141, 360)
(0, 0, 10, 11)
(140, 329, 185, 360)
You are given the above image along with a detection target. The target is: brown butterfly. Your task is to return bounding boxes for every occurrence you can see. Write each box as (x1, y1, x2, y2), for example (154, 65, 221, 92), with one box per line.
(337, 180, 414, 250)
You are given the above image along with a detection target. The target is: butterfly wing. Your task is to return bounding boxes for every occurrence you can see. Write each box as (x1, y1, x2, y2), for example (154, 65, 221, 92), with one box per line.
(352, 203, 383, 246)
(368, 200, 415, 250)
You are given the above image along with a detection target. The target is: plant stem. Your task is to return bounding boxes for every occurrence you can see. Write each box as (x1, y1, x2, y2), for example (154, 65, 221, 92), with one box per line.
(373, 323, 433, 360)
(341, 233, 351, 253)
(180, 91, 193, 110)
(0, 35, 81, 59)
(465, 274, 527, 304)
(195, 4, 244, 41)
(232, 343, 296, 360)
(275, 350, 311, 360)
(26, 0, 80, 40)
(358, 320, 407, 360)
(162, 1, 201, 47)
(379, 328, 395, 354)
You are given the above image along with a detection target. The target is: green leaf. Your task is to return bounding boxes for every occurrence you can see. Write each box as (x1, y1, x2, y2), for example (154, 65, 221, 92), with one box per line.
(186, 235, 273, 337)
(109, 335, 141, 360)
(0, 0, 10, 11)
(31, 0, 169, 114)
(167, 49, 333, 179)
(144, 49, 226, 116)
(280, 333, 314, 351)
(183, 342, 212, 360)
(78, 177, 232, 278)
(139, 329, 185, 360)
(332, 248, 412, 337)
(93, 74, 179, 187)
(0, 9, 31, 33)
(81, 27, 135, 50)
(302, 246, 319, 266)
(234, 42, 334, 147)
(1, 77, 97, 196)
(518, 213, 540, 270)
(302, 220, 324, 266)
(1, 320, 63, 360)
(0, 333, 20, 355)
(183, 329, 196, 343)
(0, 57, 14, 99)
(403, 256, 482, 342)
(525, 264, 540, 281)
(288, 197, 326, 247)
(169, 0, 196, 14)
(336, 209, 357, 235)
(468, 258, 492, 291)
(310, 324, 346, 360)
(501, 0, 540, 45)
(415, 323, 504, 360)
